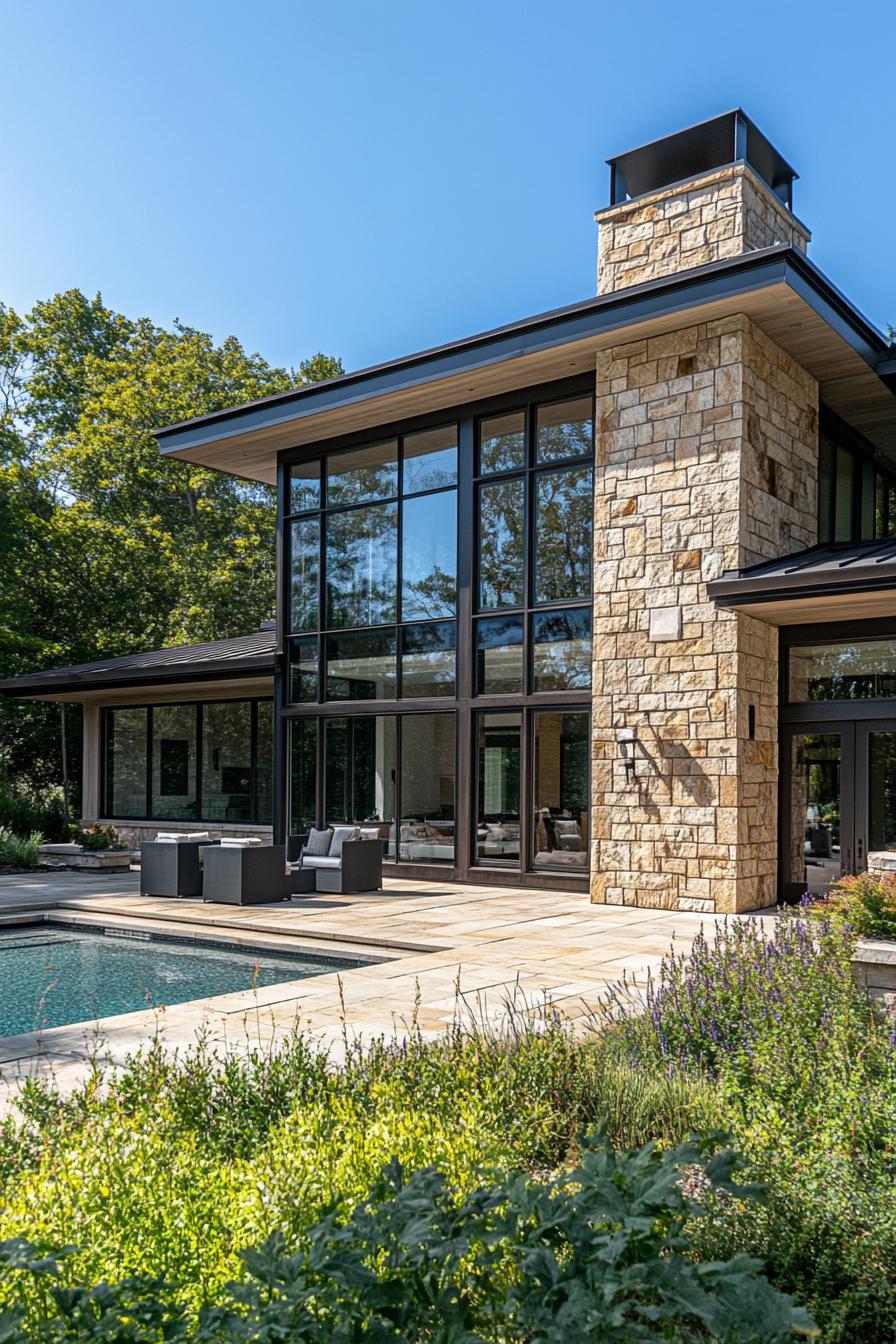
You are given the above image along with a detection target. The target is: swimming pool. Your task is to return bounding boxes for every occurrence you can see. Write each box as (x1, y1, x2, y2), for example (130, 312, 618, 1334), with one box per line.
(0, 925, 367, 1038)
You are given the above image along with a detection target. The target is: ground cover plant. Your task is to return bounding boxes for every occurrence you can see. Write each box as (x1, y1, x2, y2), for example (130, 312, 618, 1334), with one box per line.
(0, 825, 42, 868)
(0, 915, 893, 1340)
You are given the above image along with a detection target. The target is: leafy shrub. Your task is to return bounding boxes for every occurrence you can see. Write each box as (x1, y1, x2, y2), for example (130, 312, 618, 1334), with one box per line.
(803, 871, 896, 940)
(0, 771, 69, 843)
(73, 823, 122, 852)
(0, 826, 42, 867)
(0, 1133, 817, 1343)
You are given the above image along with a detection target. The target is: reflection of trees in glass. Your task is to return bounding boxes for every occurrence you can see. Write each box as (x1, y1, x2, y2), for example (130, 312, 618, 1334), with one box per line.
(791, 641, 896, 701)
(402, 622, 455, 696)
(536, 399, 593, 464)
(106, 707, 148, 816)
(402, 492, 456, 620)
(479, 413, 525, 474)
(289, 719, 317, 831)
(870, 732, 896, 849)
(532, 609, 592, 689)
(326, 503, 397, 628)
(534, 467, 593, 602)
(325, 716, 396, 823)
(479, 479, 524, 609)
(290, 517, 319, 631)
(327, 444, 398, 507)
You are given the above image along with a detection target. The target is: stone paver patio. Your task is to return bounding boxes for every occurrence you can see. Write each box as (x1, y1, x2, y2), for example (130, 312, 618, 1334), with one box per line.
(0, 869, 761, 1106)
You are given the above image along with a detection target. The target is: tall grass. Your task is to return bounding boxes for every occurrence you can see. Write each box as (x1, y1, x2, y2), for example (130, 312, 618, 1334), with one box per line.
(0, 826, 42, 867)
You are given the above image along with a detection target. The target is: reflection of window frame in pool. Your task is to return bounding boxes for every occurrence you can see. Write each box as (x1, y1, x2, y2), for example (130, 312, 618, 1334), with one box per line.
(279, 376, 595, 891)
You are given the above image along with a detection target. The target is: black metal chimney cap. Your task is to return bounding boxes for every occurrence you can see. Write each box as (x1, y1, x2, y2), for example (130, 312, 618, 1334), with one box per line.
(606, 110, 798, 209)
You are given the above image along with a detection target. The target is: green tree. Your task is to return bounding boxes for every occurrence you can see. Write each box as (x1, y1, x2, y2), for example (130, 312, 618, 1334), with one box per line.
(0, 289, 341, 791)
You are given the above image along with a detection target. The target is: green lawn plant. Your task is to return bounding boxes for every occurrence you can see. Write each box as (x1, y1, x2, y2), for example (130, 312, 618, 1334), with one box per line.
(0, 915, 893, 1341)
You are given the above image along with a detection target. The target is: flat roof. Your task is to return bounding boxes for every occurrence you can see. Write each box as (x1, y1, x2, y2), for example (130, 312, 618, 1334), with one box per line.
(0, 629, 276, 700)
(153, 245, 896, 484)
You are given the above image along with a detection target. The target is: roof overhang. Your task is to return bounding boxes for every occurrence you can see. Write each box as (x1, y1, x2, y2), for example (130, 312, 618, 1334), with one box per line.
(708, 540, 896, 625)
(154, 245, 896, 485)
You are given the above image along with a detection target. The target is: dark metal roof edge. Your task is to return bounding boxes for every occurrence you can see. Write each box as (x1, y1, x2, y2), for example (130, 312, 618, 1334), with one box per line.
(154, 244, 891, 458)
(0, 652, 277, 698)
(710, 577, 896, 609)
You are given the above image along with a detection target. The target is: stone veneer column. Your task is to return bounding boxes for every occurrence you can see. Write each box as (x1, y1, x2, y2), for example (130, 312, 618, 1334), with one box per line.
(590, 314, 818, 913)
(595, 164, 810, 296)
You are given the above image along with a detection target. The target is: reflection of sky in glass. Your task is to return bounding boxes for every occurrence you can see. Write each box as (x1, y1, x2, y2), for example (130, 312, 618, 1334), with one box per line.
(401, 491, 456, 620)
(326, 502, 397, 628)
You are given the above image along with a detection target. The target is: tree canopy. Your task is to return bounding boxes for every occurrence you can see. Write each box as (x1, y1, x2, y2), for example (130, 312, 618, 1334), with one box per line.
(0, 289, 341, 791)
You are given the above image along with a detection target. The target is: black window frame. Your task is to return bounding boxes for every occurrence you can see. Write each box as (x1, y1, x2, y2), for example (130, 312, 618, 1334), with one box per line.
(277, 375, 595, 892)
(817, 407, 896, 545)
(101, 696, 274, 825)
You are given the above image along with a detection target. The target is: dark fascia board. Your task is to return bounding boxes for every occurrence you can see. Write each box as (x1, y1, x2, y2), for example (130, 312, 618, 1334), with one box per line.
(0, 655, 277, 699)
(153, 245, 892, 460)
(708, 565, 896, 606)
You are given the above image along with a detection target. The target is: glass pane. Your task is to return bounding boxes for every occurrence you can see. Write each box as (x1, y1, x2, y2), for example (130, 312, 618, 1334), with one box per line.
(860, 457, 875, 539)
(326, 502, 397, 628)
(151, 704, 198, 820)
(788, 733, 841, 895)
(476, 615, 523, 695)
(401, 621, 456, 697)
(290, 516, 319, 632)
(400, 715, 455, 863)
(817, 435, 833, 544)
(289, 718, 317, 834)
(478, 478, 524, 609)
(105, 707, 147, 818)
(479, 411, 525, 474)
(834, 446, 855, 542)
(289, 460, 320, 514)
(532, 608, 592, 691)
(476, 713, 521, 864)
(255, 701, 273, 824)
(531, 712, 588, 870)
(201, 701, 252, 822)
(325, 629, 397, 700)
(869, 733, 896, 852)
(327, 441, 398, 506)
(403, 425, 457, 494)
(788, 640, 896, 701)
(875, 472, 888, 540)
(534, 465, 592, 603)
(536, 396, 593, 464)
(402, 491, 456, 620)
(289, 638, 318, 703)
(325, 716, 396, 857)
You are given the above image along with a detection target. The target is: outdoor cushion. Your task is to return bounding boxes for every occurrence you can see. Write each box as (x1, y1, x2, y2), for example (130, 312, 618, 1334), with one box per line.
(219, 836, 264, 847)
(304, 827, 333, 856)
(329, 826, 360, 857)
(300, 855, 341, 870)
(359, 827, 381, 841)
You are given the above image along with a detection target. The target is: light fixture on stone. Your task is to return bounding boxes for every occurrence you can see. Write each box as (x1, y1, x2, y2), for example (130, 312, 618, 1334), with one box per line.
(616, 725, 637, 780)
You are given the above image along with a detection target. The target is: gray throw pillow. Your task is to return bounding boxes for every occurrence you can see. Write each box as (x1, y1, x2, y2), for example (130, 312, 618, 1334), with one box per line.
(329, 825, 360, 857)
(304, 827, 333, 857)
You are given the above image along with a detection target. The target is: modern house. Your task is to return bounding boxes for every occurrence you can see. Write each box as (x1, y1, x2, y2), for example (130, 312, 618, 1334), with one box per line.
(3, 109, 895, 914)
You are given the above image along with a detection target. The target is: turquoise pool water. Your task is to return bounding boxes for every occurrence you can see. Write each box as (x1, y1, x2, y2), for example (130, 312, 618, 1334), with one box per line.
(0, 926, 363, 1038)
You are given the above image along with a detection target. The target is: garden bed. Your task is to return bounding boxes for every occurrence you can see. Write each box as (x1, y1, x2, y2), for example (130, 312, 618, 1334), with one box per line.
(37, 842, 137, 871)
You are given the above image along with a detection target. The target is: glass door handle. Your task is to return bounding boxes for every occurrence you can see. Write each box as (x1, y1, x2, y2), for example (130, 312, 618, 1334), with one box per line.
(857, 837, 864, 862)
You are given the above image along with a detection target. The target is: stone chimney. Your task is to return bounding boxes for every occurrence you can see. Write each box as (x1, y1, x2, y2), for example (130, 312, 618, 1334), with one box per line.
(595, 110, 810, 295)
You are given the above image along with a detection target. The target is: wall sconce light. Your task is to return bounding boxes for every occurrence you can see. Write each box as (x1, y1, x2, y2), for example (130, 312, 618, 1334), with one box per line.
(616, 725, 637, 780)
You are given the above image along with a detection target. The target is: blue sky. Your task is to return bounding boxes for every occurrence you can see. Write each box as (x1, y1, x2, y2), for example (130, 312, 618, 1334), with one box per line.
(2, 0, 894, 375)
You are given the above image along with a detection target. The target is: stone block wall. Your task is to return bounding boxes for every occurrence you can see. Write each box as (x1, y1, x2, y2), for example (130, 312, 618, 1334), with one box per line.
(596, 164, 811, 295)
(590, 313, 818, 913)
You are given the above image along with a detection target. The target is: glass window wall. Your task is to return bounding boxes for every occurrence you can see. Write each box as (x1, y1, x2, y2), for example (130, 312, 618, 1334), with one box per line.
(536, 395, 594, 463)
(531, 608, 592, 691)
(289, 637, 318, 702)
(531, 711, 589, 870)
(475, 713, 521, 864)
(401, 622, 455, 697)
(402, 491, 457, 620)
(201, 701, 252, 822)
(325, 715, 396, 855)
(327, 441, 398, 507)
(104, 700, 273, 823)
(104, 707, 147, 818)
(326, 502, 398, 628)
(403, 425, 457, 494)
(534, 465, 593, 603)
(478, 479, 525, 609)
(788, 640, 896, 702)
(289, 718, 317, 834)
(325, 629, 397, 700)
(400, 715, 455, 863)
(289, 517, 319, 632)
(475, 615, 524, 695)
(479, 410, 525, 474)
